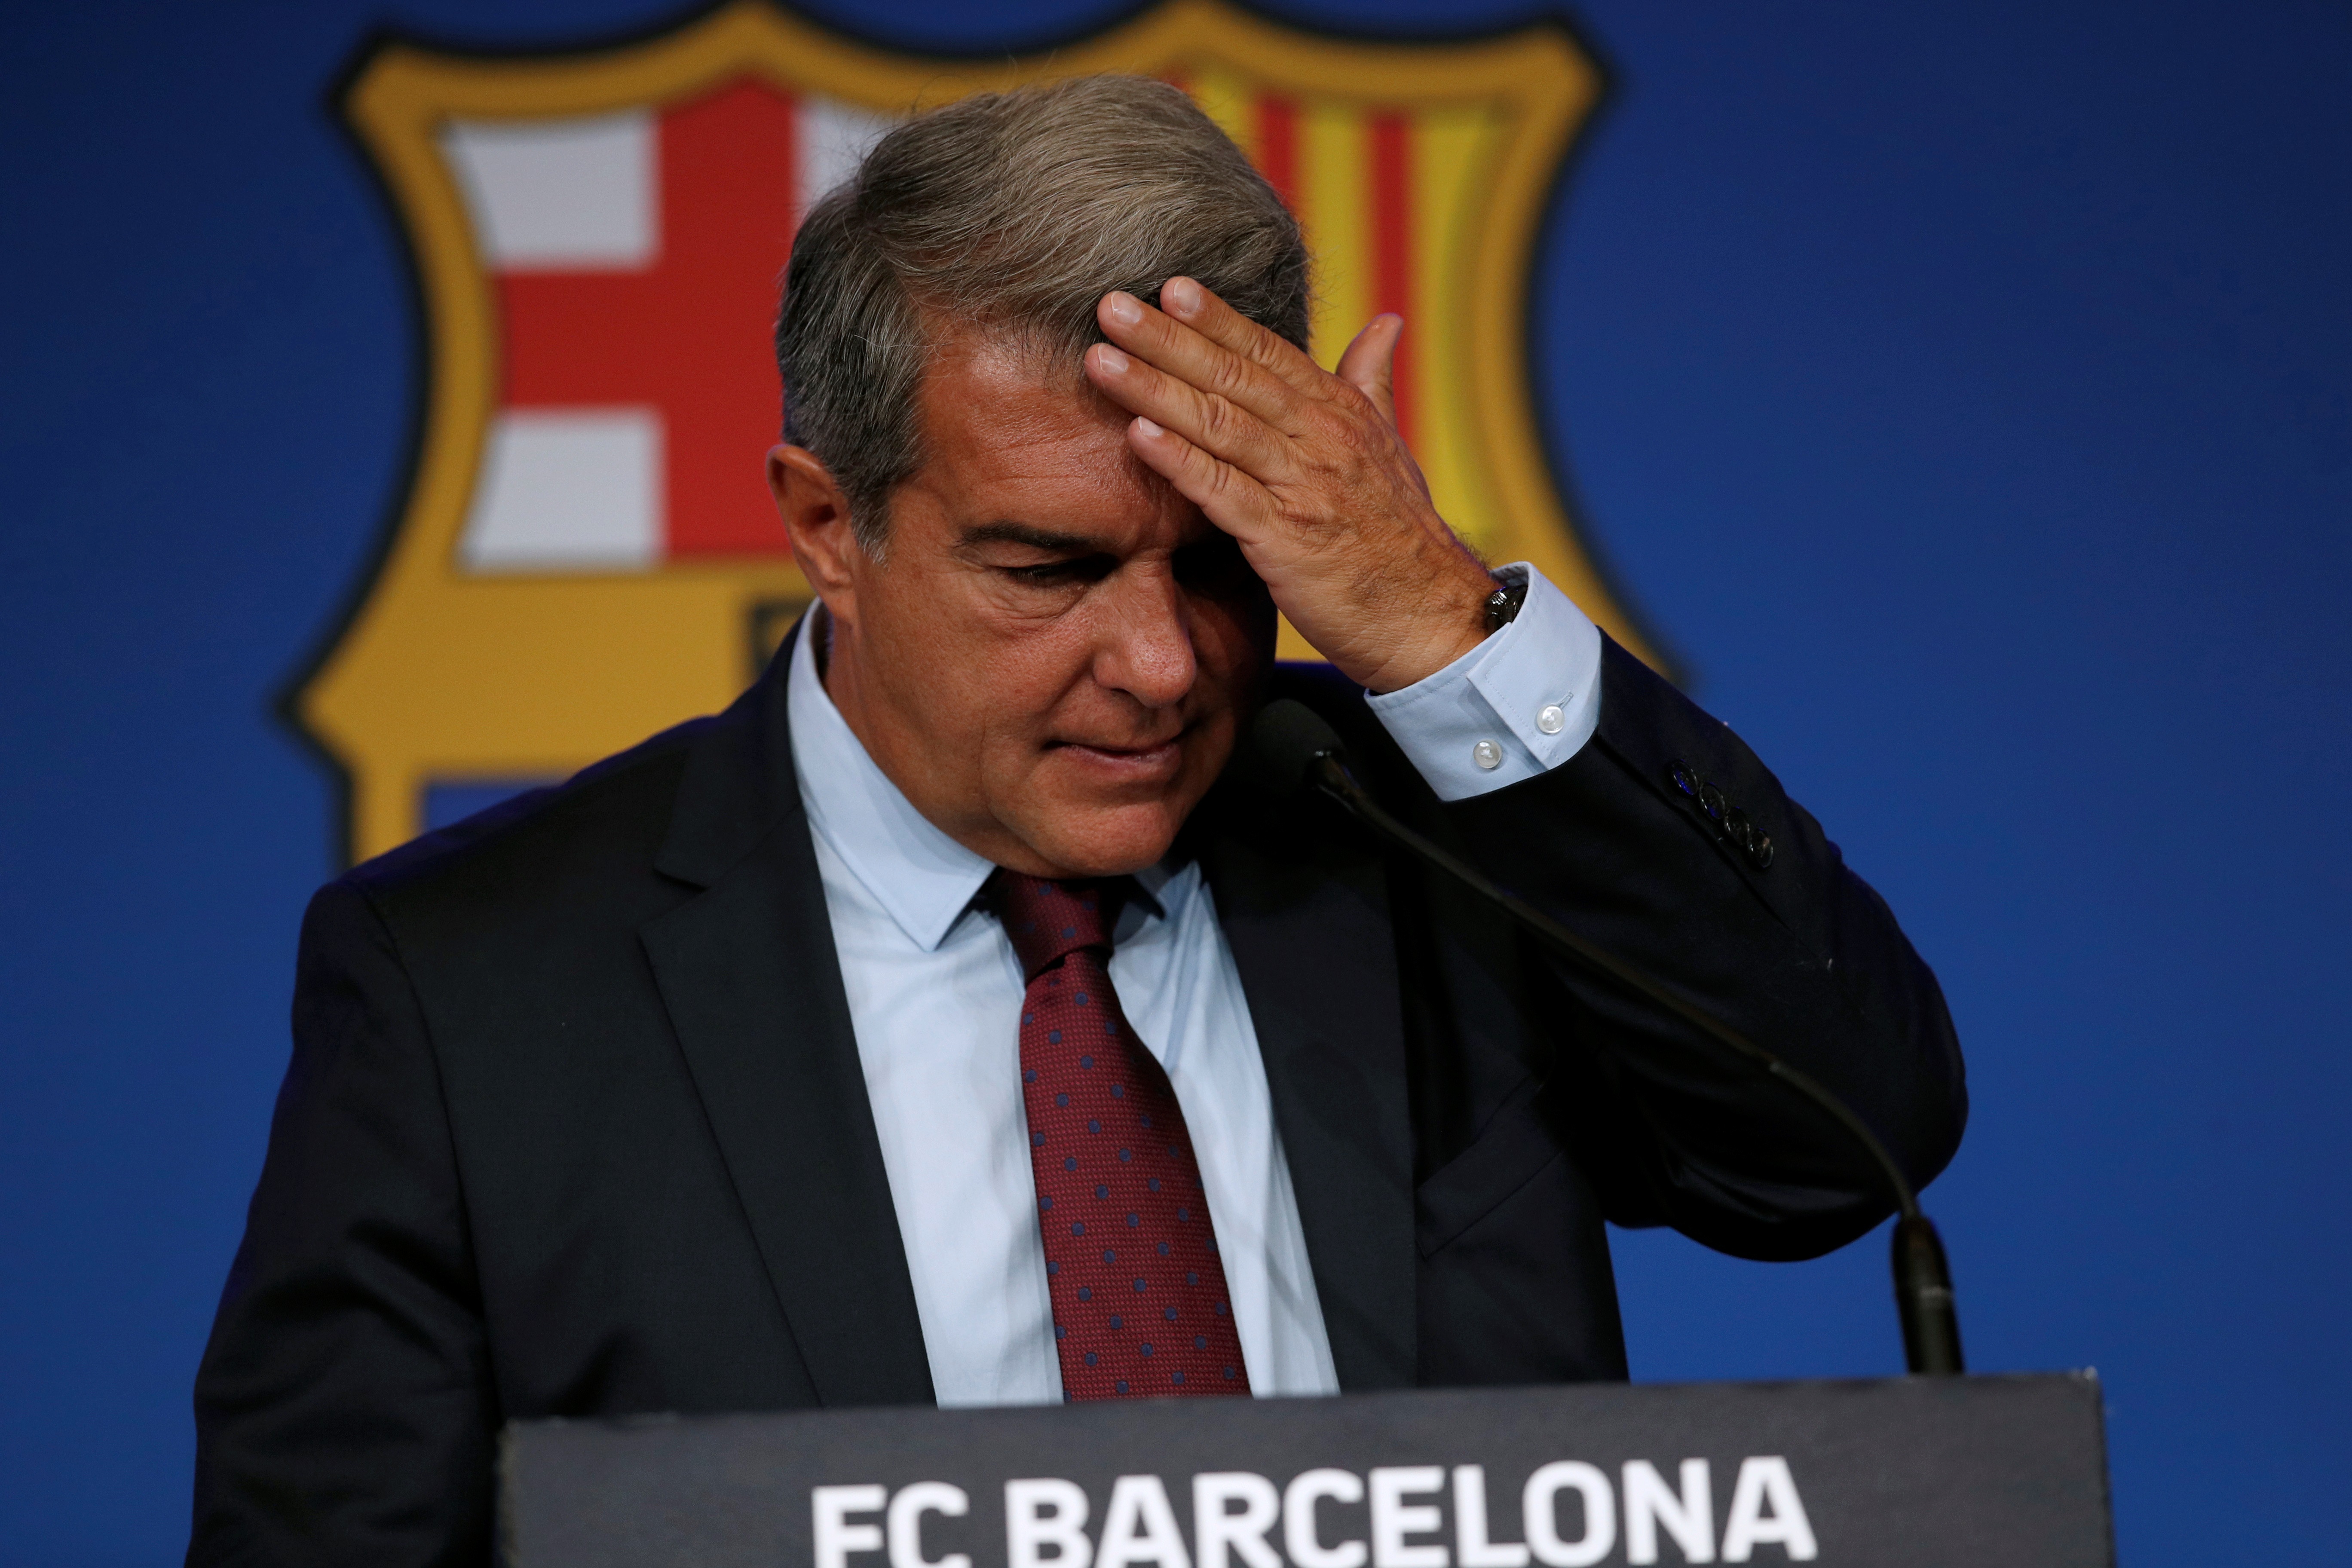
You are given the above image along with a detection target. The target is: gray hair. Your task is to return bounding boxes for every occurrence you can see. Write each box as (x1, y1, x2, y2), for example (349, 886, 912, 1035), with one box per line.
(774, 75, 1310, 555)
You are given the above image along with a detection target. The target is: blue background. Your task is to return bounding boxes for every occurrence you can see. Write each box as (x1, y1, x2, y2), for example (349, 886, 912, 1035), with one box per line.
(2, 0, 2345, 1561)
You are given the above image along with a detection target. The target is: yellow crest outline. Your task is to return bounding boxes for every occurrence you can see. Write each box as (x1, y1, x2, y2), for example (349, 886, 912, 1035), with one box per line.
(292, 0, 1663, 862)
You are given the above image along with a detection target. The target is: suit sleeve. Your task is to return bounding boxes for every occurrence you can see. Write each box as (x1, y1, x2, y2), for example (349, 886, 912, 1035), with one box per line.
(188, 880, 496, 1566)
(1431, 634, 1968, 1261)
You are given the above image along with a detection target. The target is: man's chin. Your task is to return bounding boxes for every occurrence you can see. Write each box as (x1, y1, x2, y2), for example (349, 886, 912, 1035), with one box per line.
(992, 733, 1231, 878)
(1002, 796, 1191, 880)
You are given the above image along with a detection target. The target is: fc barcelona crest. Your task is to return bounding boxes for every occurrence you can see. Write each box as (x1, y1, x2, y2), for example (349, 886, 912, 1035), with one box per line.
(292, 0, 1660, 862)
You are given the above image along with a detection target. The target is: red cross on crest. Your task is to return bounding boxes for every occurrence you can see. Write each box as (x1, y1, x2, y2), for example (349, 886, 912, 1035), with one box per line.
(495, 82, 801, 559)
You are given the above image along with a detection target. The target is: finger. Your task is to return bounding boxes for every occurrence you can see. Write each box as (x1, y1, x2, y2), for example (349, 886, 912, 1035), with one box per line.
(1122, 414, 1283, 545)
(1157, 276, 1331, 401)
(1085, 341, 1302, 484)
(1335, 314, 1403, 431)
(1099, 288, 1313, 435)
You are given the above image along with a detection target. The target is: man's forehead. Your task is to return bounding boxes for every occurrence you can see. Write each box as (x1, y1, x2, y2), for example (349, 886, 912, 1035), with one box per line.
(913, 326, 1182, 524)
(924, 330, 1121, 436)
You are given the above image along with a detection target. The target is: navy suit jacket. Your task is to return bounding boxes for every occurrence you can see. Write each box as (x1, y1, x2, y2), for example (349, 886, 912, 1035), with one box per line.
(188, 630, 1965, 1564)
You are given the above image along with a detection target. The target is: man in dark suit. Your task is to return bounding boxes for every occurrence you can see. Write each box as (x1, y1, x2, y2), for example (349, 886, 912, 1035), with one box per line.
(190, 76, 1963, 1562)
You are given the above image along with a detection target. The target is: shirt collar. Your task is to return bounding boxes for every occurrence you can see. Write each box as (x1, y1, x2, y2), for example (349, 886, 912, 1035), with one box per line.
(787, 611, 996, 952)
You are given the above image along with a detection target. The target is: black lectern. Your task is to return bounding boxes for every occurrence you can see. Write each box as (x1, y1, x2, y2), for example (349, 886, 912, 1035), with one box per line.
(501, 1373, 2113, 1567)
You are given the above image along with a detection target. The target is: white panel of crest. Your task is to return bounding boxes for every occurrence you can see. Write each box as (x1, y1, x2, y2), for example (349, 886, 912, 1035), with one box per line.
(442, 110, 658, 269)
(459, 408, 664, 570)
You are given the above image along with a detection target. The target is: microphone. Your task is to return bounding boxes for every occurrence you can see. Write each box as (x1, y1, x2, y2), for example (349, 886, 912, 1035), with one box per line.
(1251, 698, 1965, 1376)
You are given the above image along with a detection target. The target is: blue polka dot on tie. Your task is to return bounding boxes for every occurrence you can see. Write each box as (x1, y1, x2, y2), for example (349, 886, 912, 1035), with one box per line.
(1023, 1068, 1037, 1082)
(1048, 1030, 1062, 1044)
(1164, 1306, 1178, 1320)
(1207, 1237, 1219, 1254)
(1118, 1148, 1132, 1162)
(1096, 1184, 1110, 1199)
(1064, 1157, 1077, 1171)
(1225, 1366, 1237, 1380)
(1032, 1133, 1045, 1147)
(1078, 1286, 1091, 1301)
(1133, 1277, 1148, 1292)
(1148, 1178, 1161, 1192)
(1075, 992, 1089, 1007)
(1140, 1342, 1154, 1357)
(1040, 1196, 1053, 1211)
(1055, 1093, 1069, 1108)
(1055, 1324, 1066, 1339)
(1177, 1208, 1190, 1222)
(1110, 1085, 1124, 1099)
(1088, 1119, 1102, 1134)
(1062, 926, 1077, 939)
(1080, 1055, 1094, 1069)
(1156, 1243, 1170, 1256)
(1048, 1262, 1060, 1275)
(1186, 1272, 1199, 1286)
(1109, 1315, 1123, 1330)
(1102, 1249, 1116, 1263)
(1127, 1213, 1140, 1227)
(1194, 1335, 1207, 1350)
(1115, 1379, 1130, 1393)
(1071, 1222, 1084, 1235)
(1214, 1302, 1228, 1316)
(1084, 1351, 1098, 1366)
(1139, 1114, 1152, 1128)
(1173, 1371, 1186, 1385)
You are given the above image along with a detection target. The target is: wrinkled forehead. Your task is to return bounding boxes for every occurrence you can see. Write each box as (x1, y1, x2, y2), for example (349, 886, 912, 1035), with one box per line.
(905, 327, 1189, 537)
(922, 324, 1118, 432)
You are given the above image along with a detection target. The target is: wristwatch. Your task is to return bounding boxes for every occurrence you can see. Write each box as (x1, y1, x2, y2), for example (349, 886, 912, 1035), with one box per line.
(1481, 573, 1529, 633)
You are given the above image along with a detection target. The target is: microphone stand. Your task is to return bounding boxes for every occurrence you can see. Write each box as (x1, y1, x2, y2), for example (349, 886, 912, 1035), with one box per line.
(1287, 726, 1964, 1375)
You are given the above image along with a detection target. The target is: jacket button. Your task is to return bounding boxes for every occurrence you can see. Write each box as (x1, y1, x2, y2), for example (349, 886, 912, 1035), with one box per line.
(1724, 807, 1772, 869)
(1667, 760, 1699, 796)
(1697, 783, 1727, 823)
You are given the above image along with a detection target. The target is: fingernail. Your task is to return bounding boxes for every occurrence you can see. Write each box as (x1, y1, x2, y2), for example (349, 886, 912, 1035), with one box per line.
(1164, 277, 1202, 315)
(1134, 416, 1165, 438)
(1104, 292, 1144, 328)
(1096, 345, 1131, 374)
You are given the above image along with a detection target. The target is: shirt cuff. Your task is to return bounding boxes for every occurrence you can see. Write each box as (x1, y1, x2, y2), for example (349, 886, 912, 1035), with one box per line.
(1363, 564, 1604, 803)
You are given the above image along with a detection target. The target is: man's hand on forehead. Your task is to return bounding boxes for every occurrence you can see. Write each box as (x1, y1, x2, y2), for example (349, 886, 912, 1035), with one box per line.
(1083, 276, 1496, 694)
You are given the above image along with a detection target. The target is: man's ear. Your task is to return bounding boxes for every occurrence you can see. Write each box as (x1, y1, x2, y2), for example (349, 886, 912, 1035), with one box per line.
(768, 443, 864, 627)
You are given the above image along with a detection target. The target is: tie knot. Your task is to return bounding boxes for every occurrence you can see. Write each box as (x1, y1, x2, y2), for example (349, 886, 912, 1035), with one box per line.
(991, 871, 1114, 979)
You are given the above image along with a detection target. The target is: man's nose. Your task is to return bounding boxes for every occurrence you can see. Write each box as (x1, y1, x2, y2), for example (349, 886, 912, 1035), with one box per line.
(1093, 564, 1196, 709)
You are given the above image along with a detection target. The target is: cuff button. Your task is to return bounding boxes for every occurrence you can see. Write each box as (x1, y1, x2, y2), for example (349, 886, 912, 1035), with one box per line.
(1471, 739, 1504, 770)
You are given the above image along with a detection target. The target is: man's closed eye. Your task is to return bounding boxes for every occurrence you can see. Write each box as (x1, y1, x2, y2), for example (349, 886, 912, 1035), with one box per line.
(1006, 556, 1117, 586)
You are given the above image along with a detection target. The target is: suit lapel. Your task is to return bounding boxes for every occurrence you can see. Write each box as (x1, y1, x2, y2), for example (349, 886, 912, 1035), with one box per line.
(1204, 808, 1418, 1391)
(640, 628, 934, 1408)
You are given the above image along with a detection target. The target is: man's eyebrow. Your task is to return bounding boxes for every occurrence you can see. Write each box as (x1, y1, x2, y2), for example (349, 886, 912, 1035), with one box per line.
(958, 521, 1109, 554)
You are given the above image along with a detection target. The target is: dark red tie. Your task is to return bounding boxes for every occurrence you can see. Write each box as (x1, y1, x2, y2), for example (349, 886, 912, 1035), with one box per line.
(992, 872, 1251, 1401)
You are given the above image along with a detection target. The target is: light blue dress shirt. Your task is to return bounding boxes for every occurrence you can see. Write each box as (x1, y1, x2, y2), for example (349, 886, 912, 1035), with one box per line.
(786, 564, 1601, 1407)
